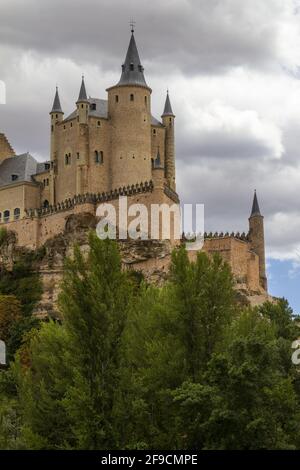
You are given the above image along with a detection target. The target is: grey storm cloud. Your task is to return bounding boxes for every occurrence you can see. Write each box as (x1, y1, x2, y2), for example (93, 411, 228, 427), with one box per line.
(1, 0, 300, 263)
(0, 0, 285, 75)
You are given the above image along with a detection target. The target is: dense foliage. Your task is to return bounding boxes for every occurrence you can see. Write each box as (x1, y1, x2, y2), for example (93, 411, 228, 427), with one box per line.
(0, 233, 299, 449)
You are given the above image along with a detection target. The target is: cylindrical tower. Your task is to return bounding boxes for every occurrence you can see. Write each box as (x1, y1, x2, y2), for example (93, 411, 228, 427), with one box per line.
(248, 191, 267, 291)
(107, 30, 152, 189)
(49, 87, 63, 205)
(50, 87, 63, 162)
(162, 91, 176, 191)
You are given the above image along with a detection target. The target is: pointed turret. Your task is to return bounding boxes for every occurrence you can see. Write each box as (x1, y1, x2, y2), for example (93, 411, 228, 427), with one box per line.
(50, 86, 63, 163)
(250, 190, 261, 217)
(76, 76, 89, 124)
(106, 29, 152, 189)
(162, 90, 176, 191)
(248, 190, 267, 291)
(116, 30, 149, 89)
(50, 87, 63, 114)
(162, 90, 175, 117)
(77, 75, 88, 103)
(50, 87, 63, 205)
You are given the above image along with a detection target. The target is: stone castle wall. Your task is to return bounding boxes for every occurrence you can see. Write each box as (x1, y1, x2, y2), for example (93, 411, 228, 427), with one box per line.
(202, 236, 263, 294)
(1, 180, 172, 248)
(0, 133, 15, 162)
(0, 168, 265, 296)
(46, 89, 170, 208)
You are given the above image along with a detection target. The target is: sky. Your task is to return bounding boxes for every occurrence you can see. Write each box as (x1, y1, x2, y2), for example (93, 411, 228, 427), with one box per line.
(0, 0, 299, 312)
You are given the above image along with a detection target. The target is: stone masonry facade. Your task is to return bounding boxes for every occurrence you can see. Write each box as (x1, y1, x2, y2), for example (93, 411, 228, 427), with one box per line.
(0, 30, 268, 299)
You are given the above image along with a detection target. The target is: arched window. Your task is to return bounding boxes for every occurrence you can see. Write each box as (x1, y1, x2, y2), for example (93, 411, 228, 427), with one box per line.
(130, 94, 134, 102)
(65, 153, 71, 165)
(14, 208, 20, 220)
(3, 210, 10, 223)
(95, 151, 103, 164)
(43, 200, 49, 209)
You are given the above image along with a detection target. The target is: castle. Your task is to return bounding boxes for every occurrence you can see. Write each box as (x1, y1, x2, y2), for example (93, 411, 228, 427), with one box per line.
(0, 29, 268, 300)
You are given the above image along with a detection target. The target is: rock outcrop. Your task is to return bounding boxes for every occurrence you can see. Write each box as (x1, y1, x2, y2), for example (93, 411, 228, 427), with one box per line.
(0, 213, 273, 319)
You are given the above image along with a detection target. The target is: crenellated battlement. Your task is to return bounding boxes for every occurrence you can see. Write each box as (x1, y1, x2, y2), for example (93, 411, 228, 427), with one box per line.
(0, 28, 267, 298)
(24, 180, 154, 219)
(204, 231, 250, 242)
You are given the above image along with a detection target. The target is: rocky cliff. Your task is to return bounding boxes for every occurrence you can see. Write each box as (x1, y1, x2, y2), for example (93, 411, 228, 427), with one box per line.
(0, 213, 272, 319)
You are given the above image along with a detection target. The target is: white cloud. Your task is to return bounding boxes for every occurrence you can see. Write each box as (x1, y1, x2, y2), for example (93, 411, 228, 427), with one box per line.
(1, 0, 300, 264)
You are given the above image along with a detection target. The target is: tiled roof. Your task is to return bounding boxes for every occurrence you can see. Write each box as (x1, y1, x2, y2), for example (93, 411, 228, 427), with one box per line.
(51, 87, 63, 113)
(0, 153, 39, 188)
(64, 97, 162, 126)
(162, 91, 174, 117)
(116, 32, 149, 89)
(250, 190, 261, 217)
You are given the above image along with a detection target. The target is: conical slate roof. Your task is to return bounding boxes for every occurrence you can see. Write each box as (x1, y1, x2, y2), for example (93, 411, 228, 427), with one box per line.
(250, 190, 261, 217)
(162, 91, 174, 117)
(116, 32, 149, 88)
(51, 87, 63, 113)
(77, 76, 88, 102)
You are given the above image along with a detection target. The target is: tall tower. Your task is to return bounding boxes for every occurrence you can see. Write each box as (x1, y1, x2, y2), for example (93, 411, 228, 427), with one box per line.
(162, 91, 176, 191)
(76, 77, 89, 195)
(107, 28, 152, 189)
(49, 87, 63, 205)
(248, 191, 267, 291)
(76, 76, 89, 124)
(50, 87, 63, 162)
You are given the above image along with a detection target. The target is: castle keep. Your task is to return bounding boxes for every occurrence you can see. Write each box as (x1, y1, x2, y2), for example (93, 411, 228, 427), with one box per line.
(0, 30, 268, 300)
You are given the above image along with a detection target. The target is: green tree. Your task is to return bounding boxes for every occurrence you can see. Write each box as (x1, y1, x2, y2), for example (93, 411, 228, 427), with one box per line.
(19, 321, 73, 449)
(0, 295, 22, 343)
(118, 248, 237, 449)
(0, 252, 42, 317)
(18, 234, 134, 449)
(169, 248, 236, 378)
(174, 309, 300, 449)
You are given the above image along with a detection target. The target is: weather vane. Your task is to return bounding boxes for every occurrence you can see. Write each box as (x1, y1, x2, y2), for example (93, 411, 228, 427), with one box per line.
(130, 19, 136, 33)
